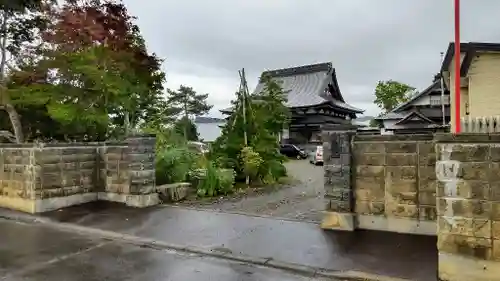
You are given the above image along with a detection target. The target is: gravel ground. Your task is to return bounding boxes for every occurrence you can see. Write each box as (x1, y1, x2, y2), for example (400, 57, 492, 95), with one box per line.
(171, 160, 325, 223)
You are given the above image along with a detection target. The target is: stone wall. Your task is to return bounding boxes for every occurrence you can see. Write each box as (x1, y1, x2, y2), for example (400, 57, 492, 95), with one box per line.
(435, 134, 500, 281)
(0, 134, 158, 213)
(352, 134, 437, 235)
(322, 131, 437, 235)
(321, 130, 500, 281)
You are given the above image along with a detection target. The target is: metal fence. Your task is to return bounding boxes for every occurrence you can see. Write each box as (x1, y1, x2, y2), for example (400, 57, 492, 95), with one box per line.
(461, 116, 500, 133)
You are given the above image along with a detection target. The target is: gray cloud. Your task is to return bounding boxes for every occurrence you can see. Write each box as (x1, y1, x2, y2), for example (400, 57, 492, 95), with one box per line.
(123, 0, 500, 117)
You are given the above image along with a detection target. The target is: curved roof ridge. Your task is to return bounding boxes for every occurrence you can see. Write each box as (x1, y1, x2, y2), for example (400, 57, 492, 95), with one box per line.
(261, 62, 332, 79)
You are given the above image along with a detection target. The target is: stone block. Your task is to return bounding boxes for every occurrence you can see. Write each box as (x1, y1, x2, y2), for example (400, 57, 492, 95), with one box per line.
(493, 221, 500, 240)
(353, 153, 385, 166)
(385, 142, 417, 154)
(386, 166, 416, 180)
(437, 180, 490, 200)
(491, 182, 500, 201)
(320, 211, 355, 231)
(492, 202, 500, 221)
(438, 216, 491, 238)
(355, 165, 384, 178)
(419, 178, 437, 193)
(385, 153, 417, 166)
(457, 162, 490, 181)
(444, 144, 490, 162)
(418, 142, 434, 155)
(385, 203, 418, 218)
(354, 200, 385, 215)
(438, 232, 492, 260)
(419, 206, 437, 221)
(419, 166, 437, 181)
(437, 199, 491, 219)
(353, 142, 385, 154)
(354, 182, 385, 201)
(329, 199, 352, 213)
(419, 153, 436, 167)
(493, 240, 500, 261)
(419, 190, 436, 206)
(490, 144, 500, 162)
(157, 182, 191, 202)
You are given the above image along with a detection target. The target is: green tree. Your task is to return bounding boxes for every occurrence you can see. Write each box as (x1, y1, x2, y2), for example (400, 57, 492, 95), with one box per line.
(0, 0, 53, 142)
(2, 0, 167, 141)
(166, 85, 212, 141)
(174, 116, 198, 141)
(212, 75, 287, 183)
(374, 80, 416, 113)
(252, 75, 290, 135)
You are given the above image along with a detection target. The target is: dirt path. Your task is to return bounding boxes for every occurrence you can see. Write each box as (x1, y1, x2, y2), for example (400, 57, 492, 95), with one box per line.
(171, 160, 325, 223)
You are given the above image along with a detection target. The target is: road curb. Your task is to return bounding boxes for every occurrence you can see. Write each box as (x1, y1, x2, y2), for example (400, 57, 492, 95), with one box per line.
(0, 209, 410, 281)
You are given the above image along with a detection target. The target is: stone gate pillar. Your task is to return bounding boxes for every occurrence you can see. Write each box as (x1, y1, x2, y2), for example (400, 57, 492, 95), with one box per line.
(321, 125, 356, 231)
(435, 134, 500, 281)
(99, 133, 159, 207)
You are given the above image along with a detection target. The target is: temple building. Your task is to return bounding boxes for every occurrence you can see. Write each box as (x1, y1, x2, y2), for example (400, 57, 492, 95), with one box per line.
(221, 62, 363, 143)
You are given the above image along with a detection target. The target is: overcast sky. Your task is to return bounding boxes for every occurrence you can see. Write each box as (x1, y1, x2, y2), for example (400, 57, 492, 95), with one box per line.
(122, 0, 500, 117)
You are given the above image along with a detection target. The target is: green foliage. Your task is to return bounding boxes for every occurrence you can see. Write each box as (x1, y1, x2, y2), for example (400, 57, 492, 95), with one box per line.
(166, 85, 212, 140)
(239, 146, 263, 181)
(155, 147, 197, 185)
(374, 80, 417, 113)
(1, 0, 168, 142)
(191, 164, 236, 197)
(369, 118, 380, 127)
(212, 75, 288, 184)
(174, 116, 199, 141)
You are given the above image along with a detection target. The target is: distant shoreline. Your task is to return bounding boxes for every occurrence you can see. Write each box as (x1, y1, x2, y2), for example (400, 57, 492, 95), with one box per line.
(195, 116, 225, 124)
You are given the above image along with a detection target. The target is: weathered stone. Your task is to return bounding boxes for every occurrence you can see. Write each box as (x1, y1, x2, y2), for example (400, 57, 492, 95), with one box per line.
(352, 142, 385, 154)
(438, 232, 492, 260)
(419, 191, 437, 206)
(385, 203, 418, 218)
(385, 142, 417, 154)
(354, 201, 385, 215)
(493, 240, 500, 261)
(355, 165, 384, 178)
(438, 216, 491, 239)
(437, 180, 490, 200)
(157, 182, 191, 202)
(353, 153, 384, 166)
(437, 199, 491, 219)
(419, 206, 437, 221)
(386, 166, 417, 180)
(354, 182, 385, 201)
(492, 221, 500, 240)
(385, 153, 417, 166)
(492, 202, 500, 221)
(457, 162, 490, 181)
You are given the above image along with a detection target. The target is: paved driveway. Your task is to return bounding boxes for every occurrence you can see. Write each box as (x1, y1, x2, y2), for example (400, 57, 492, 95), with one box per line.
(178, 160, 325, 222)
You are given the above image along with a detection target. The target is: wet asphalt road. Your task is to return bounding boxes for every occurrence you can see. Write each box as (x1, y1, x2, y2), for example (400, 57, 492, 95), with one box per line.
(0, 219, 329, 281)
(40, 202, 438, 281)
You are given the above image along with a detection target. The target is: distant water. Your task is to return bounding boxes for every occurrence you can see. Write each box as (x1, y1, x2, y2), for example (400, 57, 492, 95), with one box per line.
(196, 122, 225, 142)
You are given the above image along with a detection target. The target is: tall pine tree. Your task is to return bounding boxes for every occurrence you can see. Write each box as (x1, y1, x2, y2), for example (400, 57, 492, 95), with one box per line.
(166, 85, 212, 141)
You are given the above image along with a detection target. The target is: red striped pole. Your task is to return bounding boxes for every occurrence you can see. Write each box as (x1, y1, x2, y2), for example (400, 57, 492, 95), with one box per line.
(454, 0, 461, 133)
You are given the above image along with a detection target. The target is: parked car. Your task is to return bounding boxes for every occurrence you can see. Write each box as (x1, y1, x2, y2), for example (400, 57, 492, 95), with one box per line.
(309, 145, 323, 165)
(279, 144, 307, 159)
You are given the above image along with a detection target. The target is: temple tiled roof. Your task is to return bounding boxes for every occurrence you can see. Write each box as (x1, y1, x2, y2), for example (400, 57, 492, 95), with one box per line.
(221, 62, 363, 114)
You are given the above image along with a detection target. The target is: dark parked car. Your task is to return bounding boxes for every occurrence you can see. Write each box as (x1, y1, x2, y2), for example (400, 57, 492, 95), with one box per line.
(279, 144, 307, 159)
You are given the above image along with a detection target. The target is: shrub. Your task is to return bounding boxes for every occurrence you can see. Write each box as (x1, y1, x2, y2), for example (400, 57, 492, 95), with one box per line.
(190, 161, 236, 197)
(156, 147, 198, 185)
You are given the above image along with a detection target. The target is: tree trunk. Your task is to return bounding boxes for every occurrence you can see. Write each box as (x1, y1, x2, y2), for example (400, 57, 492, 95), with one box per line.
(4, 103, 24, 143)
(0, 11, 24, 143)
